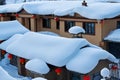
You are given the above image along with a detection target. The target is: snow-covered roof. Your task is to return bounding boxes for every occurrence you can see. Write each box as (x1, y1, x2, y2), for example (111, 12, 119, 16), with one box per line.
(0, 3, 23, 13)
(37, 31, 60, 36)
(68, 26, 85, 34)
(25, 59, 50, 74)
(104, 29, 120, 42)
(0, 20, 29, 40)
(23, 1, 120, 19)
(66, 47, 117, 74)
(6, 32, 88, 67)
(2, 31, 117, 74)
(1, 1, 120, 19)
(0, 34, 23, 50)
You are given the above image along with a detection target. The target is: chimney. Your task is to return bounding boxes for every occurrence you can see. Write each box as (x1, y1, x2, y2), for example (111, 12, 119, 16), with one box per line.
(82, 0, 87, 7)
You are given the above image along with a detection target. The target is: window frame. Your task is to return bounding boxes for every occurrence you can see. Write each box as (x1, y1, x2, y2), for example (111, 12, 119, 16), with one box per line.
(64, 21, 75, 32)
(83, 22, 95, 35)
(42, 18, 51, 28)
(117, 21, 120, 29)
(56, 21, 60, 30)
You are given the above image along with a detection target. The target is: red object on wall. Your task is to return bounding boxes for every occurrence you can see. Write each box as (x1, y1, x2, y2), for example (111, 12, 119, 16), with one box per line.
(15, 14, 19, 17)
(112, 65, 118, 70)
(100, 20, 104, 24)
(83, 75, 90, 80)
(1, 50, 6, 55)
(32, 15, 36, 19)
(54, 17, 59, 21)
(8, 54, 13, 60)
(0, 14, 3, 17)
(20, 58, 25, 64)
(55, 68, 62, 75)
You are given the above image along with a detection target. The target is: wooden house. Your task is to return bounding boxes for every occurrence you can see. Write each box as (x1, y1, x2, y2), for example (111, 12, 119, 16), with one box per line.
(0, 1, 120, 80)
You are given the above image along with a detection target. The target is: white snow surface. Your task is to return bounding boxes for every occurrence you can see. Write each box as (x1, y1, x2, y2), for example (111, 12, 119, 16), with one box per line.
(25, 59, 50, 74)
(37, 31, 60, 36)
(32, 77, 47, 80)
(0, 20, 29, 40)
(66, 47, 117, 74)
(0, 3, 23, 13)
(68, 26, 85, 34)
(104, 29, 120, 42)
(6, 32, 88, 67)
(0, 1, 120, 19)
(4, 31, 117, 74)
(0, 34, 23, 50)
(0, 66, 17, 80)
(100, 67, 110, 78)
(23, 1, 120, 19)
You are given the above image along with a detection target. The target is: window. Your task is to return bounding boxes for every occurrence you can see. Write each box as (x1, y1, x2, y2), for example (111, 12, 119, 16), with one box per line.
(56, 21, 60, 30)
(117, 21, 120, 29)
(83, 22, 95, 35)
(42, 18, 51, 28)
(65, 21, 75, 32)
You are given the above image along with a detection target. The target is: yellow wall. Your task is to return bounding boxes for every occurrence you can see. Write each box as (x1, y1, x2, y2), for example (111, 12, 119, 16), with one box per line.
(16, 15, 120, 47)
(102, 19, 120, 39)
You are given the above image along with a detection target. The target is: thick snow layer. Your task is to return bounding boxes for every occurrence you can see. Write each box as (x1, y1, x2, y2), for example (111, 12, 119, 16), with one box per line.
(0, 34, 23, 50)
(0, 66, 16, 80)
(23, 1, 120, 19)
(25, 59, 50, 74)
(0, 20, 29, 40)
(0, 3, 23, 13)
(32, 77, 47, 80)
(68, 26, 85, 34)
(6, 32, 88, 67)
(66, 47, 117, 74)
(104, 29, 120, 42)
(0, 1, 120, 19)
(37, 31, 60, 36)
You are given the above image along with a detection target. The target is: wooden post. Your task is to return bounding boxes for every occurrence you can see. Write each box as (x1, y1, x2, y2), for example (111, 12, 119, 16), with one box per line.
(30, 18, 37, 32)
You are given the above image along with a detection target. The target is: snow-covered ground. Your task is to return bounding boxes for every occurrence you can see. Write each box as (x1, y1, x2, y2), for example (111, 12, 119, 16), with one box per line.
(0, 54, 31, 80)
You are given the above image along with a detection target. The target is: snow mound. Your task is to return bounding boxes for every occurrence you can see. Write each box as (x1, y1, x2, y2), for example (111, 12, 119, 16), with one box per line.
(6, 32, 88, 67)
(0, 66, 16, 80)
(32, 77, 47, 80)
(68, 26, 85, 34)
(100, 67, 110, 78)
(25, 59, 50, 74)
(0, 34, 23, 50)
(0, 20, 29, 40)
(104, 29, 120, 42)
(66, 47, 117, 74)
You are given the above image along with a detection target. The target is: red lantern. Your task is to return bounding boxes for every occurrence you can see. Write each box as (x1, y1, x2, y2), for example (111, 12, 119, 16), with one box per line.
(8, 54, 13, 60)
(55, 68, 62, 75)
(15, 14, 19, 17)
(1, 50, 6, 55)
(0, 14, 3, 17)
(112, 65, 118, 70)
(32, 15, 36, 19)
(100, 20, 104, 24)
(20, 58, 25, 64)
(83, 75, 90, 80)
(54, 17, 59, 21)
